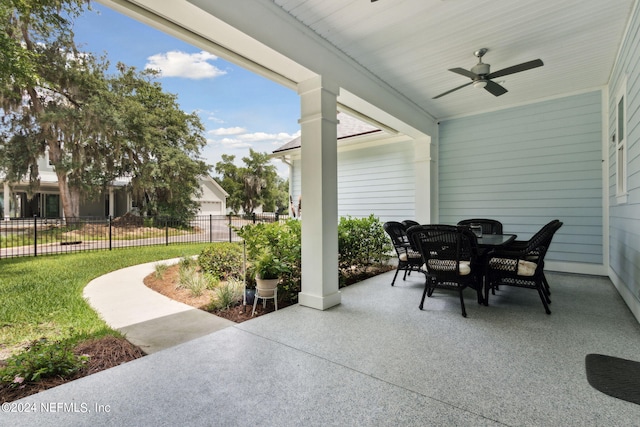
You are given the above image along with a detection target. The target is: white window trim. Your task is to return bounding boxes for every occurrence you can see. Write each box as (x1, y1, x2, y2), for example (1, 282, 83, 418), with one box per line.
(615, 77, 628, 204)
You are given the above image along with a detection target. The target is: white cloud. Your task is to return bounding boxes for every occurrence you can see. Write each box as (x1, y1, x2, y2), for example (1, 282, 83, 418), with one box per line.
(204, 129, 296, 179)
(209, 127, 247, 136)
(238, 131, 299, 144)
(206, 137, 252, 150)
(205, 113, 225, 124)
(194, 109, 224, 124)
(145, 50, 227, 79)
(206, 128, 300, 156)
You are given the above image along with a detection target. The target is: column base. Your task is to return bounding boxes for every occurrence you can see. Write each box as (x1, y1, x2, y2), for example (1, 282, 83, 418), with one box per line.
(298, 291, 341, 310)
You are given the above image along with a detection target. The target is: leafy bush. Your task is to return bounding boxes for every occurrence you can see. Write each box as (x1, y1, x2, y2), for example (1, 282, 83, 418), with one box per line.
(235, 216, 391, 298)
(235, 219, 301, 302)
(338, 214, 391, 271)
(0, 338, 89, 386)
(254, 250, 290, 279)
(197, 242, 244, 281)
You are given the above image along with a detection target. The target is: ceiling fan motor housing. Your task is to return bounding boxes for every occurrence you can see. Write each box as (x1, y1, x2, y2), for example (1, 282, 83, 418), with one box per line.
(471, 62, 490, 76)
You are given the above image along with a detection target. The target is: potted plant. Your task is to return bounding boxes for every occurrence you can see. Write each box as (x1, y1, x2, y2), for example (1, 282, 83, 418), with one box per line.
(253, 250, 289, 298)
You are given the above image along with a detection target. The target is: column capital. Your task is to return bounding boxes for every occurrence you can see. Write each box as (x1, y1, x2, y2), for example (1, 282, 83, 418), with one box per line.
(297, 75, 340, 96)
(413, 136, 432, 163)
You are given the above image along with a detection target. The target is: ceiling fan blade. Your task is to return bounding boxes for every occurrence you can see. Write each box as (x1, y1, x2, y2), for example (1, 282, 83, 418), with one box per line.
(448, 67, 478, 79)
(433, 81, 474, 99)
(486, 59, 543, 79)
(484, 79, 508, 97)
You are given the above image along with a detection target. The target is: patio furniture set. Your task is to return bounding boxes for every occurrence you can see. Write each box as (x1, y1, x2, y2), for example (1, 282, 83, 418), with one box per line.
(383, 219, 563, 317)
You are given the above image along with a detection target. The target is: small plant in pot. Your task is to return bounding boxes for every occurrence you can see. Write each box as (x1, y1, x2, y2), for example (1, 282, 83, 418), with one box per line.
(253, 251, 289, 297)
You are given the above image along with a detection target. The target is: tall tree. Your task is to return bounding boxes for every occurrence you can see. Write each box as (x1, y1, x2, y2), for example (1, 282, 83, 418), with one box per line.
(112, 64, 209, 220)
(271, 174, 289, 213)
(0, 0, 86, 90)
(241, 149, 272, 214)
(214, 154, 243, 213)
(214, 149, 288, 214)
(1, 0, 103, 218)
(0, 2, 208, 220)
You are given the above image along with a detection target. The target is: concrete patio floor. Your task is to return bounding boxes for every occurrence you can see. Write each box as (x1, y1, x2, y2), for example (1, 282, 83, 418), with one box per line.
(5, 269, 640, 426)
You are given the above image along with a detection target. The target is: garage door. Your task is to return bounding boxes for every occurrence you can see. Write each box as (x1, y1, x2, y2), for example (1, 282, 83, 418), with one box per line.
(198, 201, 222, 216)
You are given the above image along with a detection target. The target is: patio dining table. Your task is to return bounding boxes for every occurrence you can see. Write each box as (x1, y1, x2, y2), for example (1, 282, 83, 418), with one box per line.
(473, 233, 517, 303)
(476, 233, 517, 248)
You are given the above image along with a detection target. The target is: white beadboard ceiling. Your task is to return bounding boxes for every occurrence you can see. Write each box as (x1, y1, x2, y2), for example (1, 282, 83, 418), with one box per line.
(112, 0, 635, 122)
(271, 0, 635, 119)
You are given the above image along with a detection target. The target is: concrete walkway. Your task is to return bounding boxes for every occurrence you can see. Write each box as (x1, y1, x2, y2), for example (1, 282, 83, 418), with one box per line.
(83, 258, 235, 354)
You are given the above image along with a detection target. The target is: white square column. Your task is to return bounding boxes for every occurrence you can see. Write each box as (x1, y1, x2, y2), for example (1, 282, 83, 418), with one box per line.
(414, 136, 433, 224)
(297, 76, 341, 310)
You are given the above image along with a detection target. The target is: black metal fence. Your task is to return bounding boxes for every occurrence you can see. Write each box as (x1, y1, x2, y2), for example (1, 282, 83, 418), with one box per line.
(0, 213, 287, 259)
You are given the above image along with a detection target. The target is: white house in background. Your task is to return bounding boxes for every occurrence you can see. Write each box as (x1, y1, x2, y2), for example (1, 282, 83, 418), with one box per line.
(195, 175, 228, 216)
(272, 111, 420, 223)
(0, 151, 227, 219)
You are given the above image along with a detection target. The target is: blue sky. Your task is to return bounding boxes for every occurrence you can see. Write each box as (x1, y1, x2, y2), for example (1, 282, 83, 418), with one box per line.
(71, 3, 299, 178)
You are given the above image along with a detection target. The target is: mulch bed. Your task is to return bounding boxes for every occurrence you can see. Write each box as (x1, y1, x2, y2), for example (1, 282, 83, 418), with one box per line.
(0, 336, 145, 404)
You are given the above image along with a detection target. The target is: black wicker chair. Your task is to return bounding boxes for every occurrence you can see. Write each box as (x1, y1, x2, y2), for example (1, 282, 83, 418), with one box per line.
(407, 225, 481, 317)
(457, 218, 503, 235)
(485, 221, 562, 314)
(383, 221, 424, 286)
(402, 219, 420, 229)
(504, 220, 562, 297)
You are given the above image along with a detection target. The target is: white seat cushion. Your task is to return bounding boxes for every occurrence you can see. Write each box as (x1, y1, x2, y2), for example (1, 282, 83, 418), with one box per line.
(517, 260, 537, 276)
(426, 259, 471, 275)
(399, 251, 422, 262)
(489, 258, 537, 276)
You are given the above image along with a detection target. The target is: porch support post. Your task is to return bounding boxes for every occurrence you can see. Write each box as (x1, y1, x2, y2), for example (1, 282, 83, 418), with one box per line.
(414, 136, 432, 224)
(297, 76, 341, 310)
(3, 182, 10, 220)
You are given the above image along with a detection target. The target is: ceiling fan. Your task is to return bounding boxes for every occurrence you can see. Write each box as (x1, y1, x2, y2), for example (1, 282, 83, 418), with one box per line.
(433, 48, 543, 99)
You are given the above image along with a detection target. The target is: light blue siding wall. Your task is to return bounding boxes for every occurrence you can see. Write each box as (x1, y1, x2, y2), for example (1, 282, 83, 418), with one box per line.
(608, 4, 640, 314)
(289, 140, 416, 223)
(438, 91, 603, 266)
(337, 142, 415, 223)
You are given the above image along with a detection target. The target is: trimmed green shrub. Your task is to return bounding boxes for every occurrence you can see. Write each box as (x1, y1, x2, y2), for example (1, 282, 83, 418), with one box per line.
(338, 214, 391, 271)
(197, 242, 244, 281)
(235, 215, 390, 299)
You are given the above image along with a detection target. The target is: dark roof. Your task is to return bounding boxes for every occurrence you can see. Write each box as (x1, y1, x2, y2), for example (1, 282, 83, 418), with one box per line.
(273, 112, 382, 154)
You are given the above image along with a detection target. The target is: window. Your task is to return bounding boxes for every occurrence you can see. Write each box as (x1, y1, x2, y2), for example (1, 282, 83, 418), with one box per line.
(615, 80, 627, 202)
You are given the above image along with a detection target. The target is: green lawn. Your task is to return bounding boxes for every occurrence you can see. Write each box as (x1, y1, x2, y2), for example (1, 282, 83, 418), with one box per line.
(0, 244, 209, 357)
